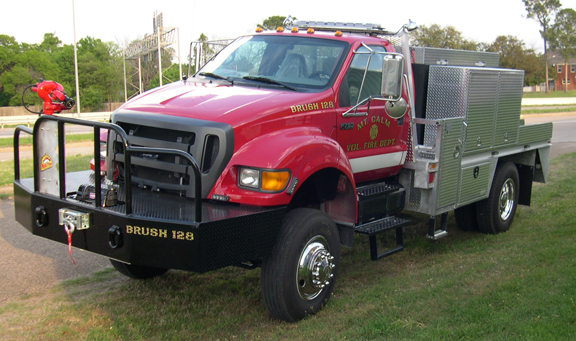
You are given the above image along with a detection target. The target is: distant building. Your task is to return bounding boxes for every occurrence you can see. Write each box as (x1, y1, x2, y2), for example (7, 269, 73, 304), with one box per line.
(547, 51, 576, 91)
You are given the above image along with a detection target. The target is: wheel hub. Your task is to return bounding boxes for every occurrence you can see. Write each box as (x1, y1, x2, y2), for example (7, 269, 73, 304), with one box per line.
(297, 235, 336, 301)
(499, 178, 515, 221)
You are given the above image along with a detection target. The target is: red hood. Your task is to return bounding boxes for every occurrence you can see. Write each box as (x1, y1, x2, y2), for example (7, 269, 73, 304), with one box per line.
(118, 80, 323, 128)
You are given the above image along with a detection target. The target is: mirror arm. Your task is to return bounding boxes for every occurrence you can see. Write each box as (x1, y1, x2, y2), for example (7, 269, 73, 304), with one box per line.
(342, 97, 372, 117)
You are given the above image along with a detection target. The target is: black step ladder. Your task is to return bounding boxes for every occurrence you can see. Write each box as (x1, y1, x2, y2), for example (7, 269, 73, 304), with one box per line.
(355, 216, 410, 260)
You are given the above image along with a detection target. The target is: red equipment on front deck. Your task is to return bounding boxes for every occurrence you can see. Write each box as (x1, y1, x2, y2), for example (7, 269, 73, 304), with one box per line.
(31, 80, 75, 115)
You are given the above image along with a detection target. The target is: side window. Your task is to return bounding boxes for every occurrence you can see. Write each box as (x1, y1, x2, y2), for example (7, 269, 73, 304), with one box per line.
(339, 45, 387, 107)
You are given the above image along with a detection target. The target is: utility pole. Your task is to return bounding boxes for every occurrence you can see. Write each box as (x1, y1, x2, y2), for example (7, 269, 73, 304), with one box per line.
(72, 0, 81, 115)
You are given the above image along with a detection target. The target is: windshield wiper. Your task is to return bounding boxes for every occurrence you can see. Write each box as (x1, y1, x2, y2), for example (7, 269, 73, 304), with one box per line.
(198, 72, 233, 83)
(242, 76, 297, 91)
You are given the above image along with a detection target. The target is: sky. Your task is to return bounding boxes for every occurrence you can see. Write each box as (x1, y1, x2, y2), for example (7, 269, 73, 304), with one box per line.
(1, 0, 575, 58)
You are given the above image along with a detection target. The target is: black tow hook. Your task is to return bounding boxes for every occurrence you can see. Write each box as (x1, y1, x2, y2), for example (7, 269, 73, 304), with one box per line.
(108, 225, 123, 249)
(35, 206, 48, 227)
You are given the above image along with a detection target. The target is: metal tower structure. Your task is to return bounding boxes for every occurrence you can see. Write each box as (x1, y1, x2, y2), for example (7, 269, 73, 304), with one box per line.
(123, 11, 182, 101)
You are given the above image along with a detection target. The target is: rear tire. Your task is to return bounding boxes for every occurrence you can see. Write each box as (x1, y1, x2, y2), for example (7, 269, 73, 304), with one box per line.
(454, 203, 479, 231)
(110, 259, 168, 279)
(261, 208, 340, 322)
(477, 162, 519, 234)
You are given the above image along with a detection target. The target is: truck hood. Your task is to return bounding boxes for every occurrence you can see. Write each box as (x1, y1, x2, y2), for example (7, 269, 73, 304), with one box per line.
(118, 80, 316, 128)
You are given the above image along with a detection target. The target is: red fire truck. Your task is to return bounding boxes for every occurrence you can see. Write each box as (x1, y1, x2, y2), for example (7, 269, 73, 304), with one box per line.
(13, 20, 552, 322)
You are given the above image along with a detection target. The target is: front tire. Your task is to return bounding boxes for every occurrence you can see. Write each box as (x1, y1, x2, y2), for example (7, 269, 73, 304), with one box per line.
(110, 259, 168, 279)
(477, 162, 519, 234)
(261, 208, 340, 322)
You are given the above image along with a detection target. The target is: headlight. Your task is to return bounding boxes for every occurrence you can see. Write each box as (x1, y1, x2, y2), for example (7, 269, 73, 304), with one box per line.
(239, 168, 260, 189)
(238, 167, 290, 192)
(100, 140, 107, 158)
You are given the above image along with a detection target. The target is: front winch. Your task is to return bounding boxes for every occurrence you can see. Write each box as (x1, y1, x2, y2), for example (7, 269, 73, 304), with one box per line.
(58, 209, 91, 232)
(75, 184, 118, 207)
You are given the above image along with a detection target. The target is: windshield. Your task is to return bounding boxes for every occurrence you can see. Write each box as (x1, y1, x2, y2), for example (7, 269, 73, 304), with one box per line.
(198, 35, 349, 90)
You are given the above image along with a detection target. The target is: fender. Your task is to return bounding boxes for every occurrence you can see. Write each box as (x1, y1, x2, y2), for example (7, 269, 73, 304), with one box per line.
(209, 127, 356, 207)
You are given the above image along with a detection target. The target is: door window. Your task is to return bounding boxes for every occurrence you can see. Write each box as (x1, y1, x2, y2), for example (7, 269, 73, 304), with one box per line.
(339, 45, 387, 107)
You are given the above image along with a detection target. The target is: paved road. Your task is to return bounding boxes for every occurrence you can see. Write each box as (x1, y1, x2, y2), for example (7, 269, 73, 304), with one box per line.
(0, 199, 111, 303)
(0, 113, 575, 304)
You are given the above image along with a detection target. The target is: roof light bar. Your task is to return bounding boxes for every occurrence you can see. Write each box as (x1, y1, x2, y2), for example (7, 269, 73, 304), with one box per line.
(290, 20, 395, 36)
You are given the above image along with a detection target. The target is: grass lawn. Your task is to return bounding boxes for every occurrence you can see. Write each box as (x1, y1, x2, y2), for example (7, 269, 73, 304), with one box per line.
(521, 106, 576, 114)
(0, 133, 94, 148)
(0, 155, 92, 188)
(523, 90, 576, 98)
(1, 152, 575, 340)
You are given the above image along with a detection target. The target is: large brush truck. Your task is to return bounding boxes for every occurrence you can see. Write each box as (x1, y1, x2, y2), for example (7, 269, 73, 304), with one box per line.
(13, 20, 552, 322)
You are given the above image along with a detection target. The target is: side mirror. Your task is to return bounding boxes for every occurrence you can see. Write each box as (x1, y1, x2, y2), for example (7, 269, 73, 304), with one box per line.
(381, 53, 404, 101)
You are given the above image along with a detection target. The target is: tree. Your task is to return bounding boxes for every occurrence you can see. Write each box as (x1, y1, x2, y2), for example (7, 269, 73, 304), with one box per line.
(0, 35, 19, 73)
(197, 33, 214, 69)
(411, 24, 479, 50)
(38, 33, 61, 53)
(257, 15, 295, 31)
(148, 63, 186, 89)
(547, 8, 576, 92)
(487, 35, 544, 86)
(77, 37, 124, 110)
(523, 0, 562, 92)
(0, 38, 60, 106)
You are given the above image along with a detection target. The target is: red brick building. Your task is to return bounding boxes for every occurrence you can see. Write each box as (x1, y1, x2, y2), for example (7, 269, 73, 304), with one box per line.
(548, 51, 576, 91)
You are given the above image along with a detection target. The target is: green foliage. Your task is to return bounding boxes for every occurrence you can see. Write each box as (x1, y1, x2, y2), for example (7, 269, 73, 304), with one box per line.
(411, 24, 479, 50)
(38, 33, 61, 53)
(523, 0, 562, 40)
(487, 35, 545, 86)
(547, 8, 576, 92)
(256, 15, 295, 30)
(0, 33, 124, 109)
(411, 25, 552, 86)
(147, 63, 185, 90)
(523, 0, 563, 92)
(80, 86, 104, 111)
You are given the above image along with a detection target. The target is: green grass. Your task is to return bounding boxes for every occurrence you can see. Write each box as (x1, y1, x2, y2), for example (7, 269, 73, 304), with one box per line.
(0, 154, 92, 187)
(521, 106, 576, 114)
(523, 90, 576, 98)
(1, 153, 575, 340)
(0, 133, 95, 148)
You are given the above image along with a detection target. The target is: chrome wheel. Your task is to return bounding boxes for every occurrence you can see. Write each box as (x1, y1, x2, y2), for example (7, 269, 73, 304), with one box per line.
(477, 162, 519, 234)
(261, 208, 340, 322)
(296, 235, 336, 301)
(499, 178, 515, 221)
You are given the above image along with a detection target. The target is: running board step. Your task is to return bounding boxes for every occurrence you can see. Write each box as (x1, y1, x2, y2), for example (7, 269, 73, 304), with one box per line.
(355, 216, 410, 261)
(426, 213, 449, 240)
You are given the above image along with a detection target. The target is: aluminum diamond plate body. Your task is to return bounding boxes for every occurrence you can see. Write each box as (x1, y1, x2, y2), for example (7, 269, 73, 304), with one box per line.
(425, 66, 524, 155)
(412, 47, 499, 67)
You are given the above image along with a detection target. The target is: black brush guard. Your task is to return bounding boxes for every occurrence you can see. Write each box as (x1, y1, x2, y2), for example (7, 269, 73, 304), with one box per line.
(13, 116, 285, 273)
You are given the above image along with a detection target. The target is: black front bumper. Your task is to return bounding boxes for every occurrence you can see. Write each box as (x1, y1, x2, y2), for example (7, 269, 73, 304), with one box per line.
(13, 117, 285, 273)
(14, 173, 286, 273)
